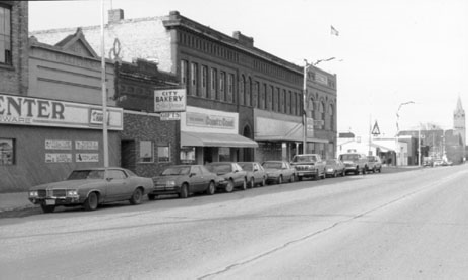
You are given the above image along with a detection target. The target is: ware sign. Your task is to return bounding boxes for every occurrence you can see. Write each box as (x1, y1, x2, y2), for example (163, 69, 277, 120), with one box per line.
(154, 89, 186, 112)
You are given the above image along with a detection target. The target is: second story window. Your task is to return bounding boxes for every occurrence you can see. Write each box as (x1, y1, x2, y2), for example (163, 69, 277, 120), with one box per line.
(190, 62, 198, 96)
(0, 4, 12, 65)
(210, 68, 217, 99)
(201, 65, 208, 98)
(180, 60, 188, 85)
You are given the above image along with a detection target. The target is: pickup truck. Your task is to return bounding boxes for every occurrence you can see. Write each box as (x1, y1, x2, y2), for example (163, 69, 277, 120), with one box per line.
(338, 153, 369, 175)
(290, 154, 326, 180)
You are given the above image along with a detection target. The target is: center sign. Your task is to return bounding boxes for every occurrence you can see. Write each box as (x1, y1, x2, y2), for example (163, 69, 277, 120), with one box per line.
(154, 89, 186, 112)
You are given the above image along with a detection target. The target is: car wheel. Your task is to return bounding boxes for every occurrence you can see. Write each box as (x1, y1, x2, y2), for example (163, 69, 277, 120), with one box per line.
(206, 181, 216, 195)
(333, 171, 337, 178)
(372, 167, 376, 173)
(362, 167, 367, 175)
(378, 167, 382, 173)
(40, 204, 55, 214)
(241, 178, 248, 190)
(298, 176, 303, 181)
(147, 194, 157, 200)
(290, 174, 295, 183)
(130, 188, 143, 205)
(355, 167, 360, 175)
(180, 183, 189, 198)
(225, 180, 234, 193)
(248, 177, 255, 188)
(261, 176, 266, 186)
(278, 175, 283, 184)
(83, 192, 98, 211)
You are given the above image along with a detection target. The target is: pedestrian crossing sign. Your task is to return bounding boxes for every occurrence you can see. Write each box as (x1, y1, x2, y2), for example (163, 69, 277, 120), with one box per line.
(371, 121, 381, 135)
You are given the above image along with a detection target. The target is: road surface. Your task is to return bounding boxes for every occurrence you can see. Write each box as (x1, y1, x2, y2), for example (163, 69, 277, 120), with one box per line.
(1, 165, 467, 279)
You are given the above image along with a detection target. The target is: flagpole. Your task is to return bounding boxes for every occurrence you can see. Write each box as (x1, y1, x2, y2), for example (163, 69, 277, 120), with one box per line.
(101, 0, 109, 168)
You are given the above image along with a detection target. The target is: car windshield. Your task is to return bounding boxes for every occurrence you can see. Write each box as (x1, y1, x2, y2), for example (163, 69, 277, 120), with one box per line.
(292, 155, 317, 163)
(340, 154, 358, 161)
(68, 170, 104, 180)
(161, 166, 191, 176)
(238, 163, 252, 170)
(263, 162, 282, 169)
(206, 164, 231, 175)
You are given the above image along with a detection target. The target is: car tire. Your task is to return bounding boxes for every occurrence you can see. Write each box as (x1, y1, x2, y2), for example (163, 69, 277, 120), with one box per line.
(83, 192, 98, 211)
(333, 171, 337, 178)
(180, 183, 189, 198)
(261, 176, 266, 186)
(206, 181, 216, 195)
(130, 188, 143, 205)
(277, 175, 283, 184)
(298, 176, 303, 181)
(372, 167, 376, 173)
(40, 204, 55, 214)
(225, 180, 234, 193)
(147, 194, 157, 200)
(355, 167, 360, 175)
(249, 177, 255, 188)
(362, 167, 367, 175)
(290, 174, 295, 183)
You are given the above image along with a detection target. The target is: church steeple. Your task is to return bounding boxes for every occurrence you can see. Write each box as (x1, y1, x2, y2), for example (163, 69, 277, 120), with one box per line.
(453, 96, 466, 150)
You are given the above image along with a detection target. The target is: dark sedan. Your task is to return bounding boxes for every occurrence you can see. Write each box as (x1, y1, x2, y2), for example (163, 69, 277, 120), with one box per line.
(205, 162, 247, 192)
(325, 159, 346, 177)
(150, 165, 222, 199)
(262, 160, 297, 184)
(28, 167, 153, 213)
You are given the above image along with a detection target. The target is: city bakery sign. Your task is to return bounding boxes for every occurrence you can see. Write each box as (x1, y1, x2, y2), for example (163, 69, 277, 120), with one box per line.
(0, 94, 123, 130)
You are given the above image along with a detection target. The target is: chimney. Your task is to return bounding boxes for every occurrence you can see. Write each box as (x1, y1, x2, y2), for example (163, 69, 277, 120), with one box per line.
(232, 31, 254, 48)
(108, 9, 124, 24)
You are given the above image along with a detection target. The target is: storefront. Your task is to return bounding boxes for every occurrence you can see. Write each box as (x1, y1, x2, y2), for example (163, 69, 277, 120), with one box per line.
(0, 94, 123, 192)
(180, 106, 258, 164)
(254, 109, 329, 162)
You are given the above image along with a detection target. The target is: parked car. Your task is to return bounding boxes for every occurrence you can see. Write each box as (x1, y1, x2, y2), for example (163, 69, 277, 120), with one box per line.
(262, 160, 297, 184)
(150, 165, 222, 199)
(325, 159, 346, 177)
(28, 167, 153, 213)
(338, 153, 369, 175)
(290, 154, 326, 180)
(205, 162, 247, 192)
(238, 162, 267, 188)
(367, 155, 383, 173)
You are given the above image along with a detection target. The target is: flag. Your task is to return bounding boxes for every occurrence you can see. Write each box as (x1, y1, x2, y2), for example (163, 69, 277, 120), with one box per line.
(330, 25, 339, 36)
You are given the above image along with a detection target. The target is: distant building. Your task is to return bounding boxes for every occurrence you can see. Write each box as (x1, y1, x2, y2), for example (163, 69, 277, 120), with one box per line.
(31, 9, 338, 164)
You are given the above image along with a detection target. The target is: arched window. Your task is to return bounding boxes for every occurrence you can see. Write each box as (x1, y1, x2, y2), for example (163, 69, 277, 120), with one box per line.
(328, 103, 334, 130)
(320, 101, 326, 129)
(247, 77, 253, 107)
(308, 97, 315, 118)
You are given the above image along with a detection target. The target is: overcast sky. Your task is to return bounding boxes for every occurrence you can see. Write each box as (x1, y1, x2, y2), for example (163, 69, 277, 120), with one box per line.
(29, 0, 468, 138)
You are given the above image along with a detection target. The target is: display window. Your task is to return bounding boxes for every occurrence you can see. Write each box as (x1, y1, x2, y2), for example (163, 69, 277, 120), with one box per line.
(0, 138, 14, 165)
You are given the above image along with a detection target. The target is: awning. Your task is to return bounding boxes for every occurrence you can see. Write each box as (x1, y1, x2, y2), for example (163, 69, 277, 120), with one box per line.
(181, 131, 258, 148)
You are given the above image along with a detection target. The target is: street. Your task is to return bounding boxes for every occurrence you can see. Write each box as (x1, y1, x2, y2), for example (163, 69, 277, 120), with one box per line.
(1, 166, 468, 279)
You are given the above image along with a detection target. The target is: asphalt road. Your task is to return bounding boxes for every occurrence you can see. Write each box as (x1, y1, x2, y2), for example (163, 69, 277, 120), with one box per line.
(1, 165, 467, 279)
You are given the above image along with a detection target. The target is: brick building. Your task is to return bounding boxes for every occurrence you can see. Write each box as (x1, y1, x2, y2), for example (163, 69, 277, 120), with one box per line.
(31, 9, 338, 164)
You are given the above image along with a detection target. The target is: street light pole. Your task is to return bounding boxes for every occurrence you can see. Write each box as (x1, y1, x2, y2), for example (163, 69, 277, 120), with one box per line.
(395, 101, 415, 166)
(302, 57, 335, 154)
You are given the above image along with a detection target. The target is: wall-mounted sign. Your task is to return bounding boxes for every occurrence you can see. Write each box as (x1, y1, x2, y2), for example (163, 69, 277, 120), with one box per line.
(45, 153, 72, 163)
(154, 89, 186, 112)
(160, 112, 181, 121)
(0, 94, 123, 130)
(75, 141, 98, 150)
(186, 112, 235, 129)
(76, 153, 99, 162)
(89, 109, 110, 125)
(45, 139, 72, 150)
(315, 73, 328, 85)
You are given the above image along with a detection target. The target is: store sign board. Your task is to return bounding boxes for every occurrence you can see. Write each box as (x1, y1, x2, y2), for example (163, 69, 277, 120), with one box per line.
(160, 112, 181, 120)
(186, 112, 235, 129)
(76, 153, 99, 162)
(45, 153, 72, 163)
(0, 94, 123, 130)
(45, 139, 72, 150)
(154, 89, 186, 112)
(75, 141, 98, 150)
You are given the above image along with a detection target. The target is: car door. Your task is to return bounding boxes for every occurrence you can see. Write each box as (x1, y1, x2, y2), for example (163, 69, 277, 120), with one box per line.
(253, 163, 262, 183)
(189, 166, 205, 192)
(233, 163, 244, 186)
(105, 169, 130, 201)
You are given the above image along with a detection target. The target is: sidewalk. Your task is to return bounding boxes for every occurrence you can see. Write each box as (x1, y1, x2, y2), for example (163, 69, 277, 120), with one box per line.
(0, 192, 37, 213)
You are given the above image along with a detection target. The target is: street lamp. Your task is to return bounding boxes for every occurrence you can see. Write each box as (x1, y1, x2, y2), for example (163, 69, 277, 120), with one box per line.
(302, 57, 335, 154)
(395, 101, 415, 166)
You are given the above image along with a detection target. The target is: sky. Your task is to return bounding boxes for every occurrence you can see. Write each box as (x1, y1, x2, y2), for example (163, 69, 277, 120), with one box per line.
(28, 0, 468, 138)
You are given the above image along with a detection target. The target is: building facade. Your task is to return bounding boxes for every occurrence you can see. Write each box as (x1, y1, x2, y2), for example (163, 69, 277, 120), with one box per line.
(31, 9, 338, 164)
